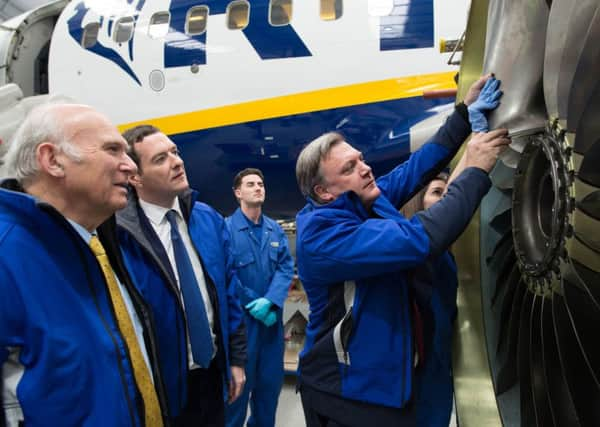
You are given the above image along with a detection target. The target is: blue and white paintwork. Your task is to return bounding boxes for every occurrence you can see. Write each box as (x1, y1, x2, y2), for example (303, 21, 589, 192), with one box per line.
(48, 0, 468, 217)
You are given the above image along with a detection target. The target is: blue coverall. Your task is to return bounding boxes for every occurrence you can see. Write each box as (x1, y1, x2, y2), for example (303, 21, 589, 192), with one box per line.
(225, 208, 294, 427)
(412, 251, 458, 427)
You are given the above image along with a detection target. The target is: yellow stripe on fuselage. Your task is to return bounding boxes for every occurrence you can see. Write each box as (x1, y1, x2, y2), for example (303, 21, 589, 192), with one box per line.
(117, 71, 457, 135)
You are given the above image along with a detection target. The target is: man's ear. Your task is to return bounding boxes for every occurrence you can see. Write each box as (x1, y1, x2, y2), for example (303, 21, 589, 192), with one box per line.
(129, 173, 142, 188)
(37, 142, 65, 178)
(314, 184, 334, 203)
(234, 187, 241, 200)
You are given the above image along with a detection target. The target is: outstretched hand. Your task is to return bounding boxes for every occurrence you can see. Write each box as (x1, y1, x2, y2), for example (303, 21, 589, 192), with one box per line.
(465, 129, 511, 173)
(467, 76, 502, 132)
(464, 74, 494, 106)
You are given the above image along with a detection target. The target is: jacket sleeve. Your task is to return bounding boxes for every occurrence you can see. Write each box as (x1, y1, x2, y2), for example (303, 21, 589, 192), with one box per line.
(221, 221, 247, 368)
(0, 261, 25, 352)
(298, 210, 431, 286)
(378, 105, 471, 208)
(416, 167, 491, 257)
(0, 259, 24, 427)
(264, 225, 295, 309)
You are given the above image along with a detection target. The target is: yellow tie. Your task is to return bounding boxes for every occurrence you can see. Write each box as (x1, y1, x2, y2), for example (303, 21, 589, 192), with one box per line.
(89, 235, 163, 427)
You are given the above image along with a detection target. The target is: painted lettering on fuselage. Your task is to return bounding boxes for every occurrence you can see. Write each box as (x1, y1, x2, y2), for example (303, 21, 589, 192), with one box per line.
(164, 0, 311, 68)
(66, 0, 434, 86)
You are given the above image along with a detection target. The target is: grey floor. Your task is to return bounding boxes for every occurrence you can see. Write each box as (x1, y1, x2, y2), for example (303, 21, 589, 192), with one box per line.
(275, 376, 305, 427)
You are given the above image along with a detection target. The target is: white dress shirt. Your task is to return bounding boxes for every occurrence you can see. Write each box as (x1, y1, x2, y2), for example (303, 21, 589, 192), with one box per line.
(67, 219, 153, 378)
(139, 198, 217, 369)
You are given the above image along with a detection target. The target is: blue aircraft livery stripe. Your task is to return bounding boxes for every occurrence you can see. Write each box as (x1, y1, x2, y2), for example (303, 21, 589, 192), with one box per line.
(241, 1, 311, 60)
(117, 72, 457, 135)
(159, 95, 453, 218)
(164, 0, 311, 68)
(380, 0, 434, 51)
(164, 0, 209, 68)
(67, 1, 142, 85)
(67, 0, 434, 85)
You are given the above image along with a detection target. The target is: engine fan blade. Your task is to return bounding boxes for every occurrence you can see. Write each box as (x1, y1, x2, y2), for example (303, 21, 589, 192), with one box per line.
(486, 231, 513, 267)
(491, 255, 518, 307)
(566, 236, 600, 274)
(562, 278, 600, 384)
(483, 0, 548, 136)
(553, 290, 600, 425)
(495, 267, 520, 357)
(490, 160, 516, 191)
(543, 0, 577, 118)
(573, 81, 600, 155)
(577, 142, 600, 188)
(563, 260, 600, 306)
(573, 207, 600, 252)
(565, 5, 600, 133)
(541, 295, 580, 426)
(530, 295, 553, 426)
(518, 291, 536, 426)
(496, 284, 527, 394)
(544, 0, 599, 122)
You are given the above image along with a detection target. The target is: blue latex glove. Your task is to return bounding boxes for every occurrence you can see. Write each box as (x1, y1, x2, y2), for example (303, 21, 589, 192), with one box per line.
(467, 77, 502, 132)
(263, 311, 277, 327)
(245, 297, 272, 322)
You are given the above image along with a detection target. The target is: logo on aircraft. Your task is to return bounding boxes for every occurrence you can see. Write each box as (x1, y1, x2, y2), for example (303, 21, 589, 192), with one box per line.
(66, 0, 434, 86)
(67, 0, 312, 86)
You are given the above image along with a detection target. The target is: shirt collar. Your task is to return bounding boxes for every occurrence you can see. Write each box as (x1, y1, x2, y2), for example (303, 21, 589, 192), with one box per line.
(242, 211, 263, 228)
(139, 197, 182, 226)
(66, 218, 94, 244)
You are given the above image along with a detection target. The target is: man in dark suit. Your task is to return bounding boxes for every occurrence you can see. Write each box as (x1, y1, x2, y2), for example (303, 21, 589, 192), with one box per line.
(117, 125, 247, 427)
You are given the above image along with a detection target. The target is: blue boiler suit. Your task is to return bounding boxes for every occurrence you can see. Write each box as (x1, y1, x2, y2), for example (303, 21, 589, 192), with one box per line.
(225, 208, 294, 427)
(296, 106, 492, 424)
(412, 252, 458, 427)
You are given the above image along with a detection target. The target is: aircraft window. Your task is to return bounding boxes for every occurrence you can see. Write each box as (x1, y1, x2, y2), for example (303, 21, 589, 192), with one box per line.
(81, 22, 101, 48)
(320, 0, 343, 21)
(227, 0, 250, 30)
(367, 0, 393, 17)
(148, 12, 170, 39)
(269, 0, 292, 26)
(186, 6, 209, 35)
(114, 16, 135, 44)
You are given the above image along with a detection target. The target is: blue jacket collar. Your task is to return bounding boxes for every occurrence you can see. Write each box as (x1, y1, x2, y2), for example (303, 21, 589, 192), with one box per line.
(231, 207, 272, 231)
(303, 189, 401, 221)
(0, 179, 63, 226)
(305, 191, 371, 219)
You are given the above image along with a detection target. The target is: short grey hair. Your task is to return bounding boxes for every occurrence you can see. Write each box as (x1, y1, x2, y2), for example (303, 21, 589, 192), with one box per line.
(296, 132, 345, 202)
(4, 101, 82, 184)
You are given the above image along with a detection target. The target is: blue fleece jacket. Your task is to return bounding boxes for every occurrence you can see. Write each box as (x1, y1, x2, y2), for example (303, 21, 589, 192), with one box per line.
(296, 108, 490, 408)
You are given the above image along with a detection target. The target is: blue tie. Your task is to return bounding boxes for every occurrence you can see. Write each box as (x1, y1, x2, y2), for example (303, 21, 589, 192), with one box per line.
(166, 210, 213, 367)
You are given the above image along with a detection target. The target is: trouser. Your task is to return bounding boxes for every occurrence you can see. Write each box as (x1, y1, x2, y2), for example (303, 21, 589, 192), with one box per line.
(225, 315, 284, 427)
(299, 384, 416, 427)
(174, 359, 224, 427)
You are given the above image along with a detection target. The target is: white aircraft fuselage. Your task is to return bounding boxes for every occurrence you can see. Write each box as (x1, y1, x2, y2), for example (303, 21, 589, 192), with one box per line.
(6, 0, 470, 216)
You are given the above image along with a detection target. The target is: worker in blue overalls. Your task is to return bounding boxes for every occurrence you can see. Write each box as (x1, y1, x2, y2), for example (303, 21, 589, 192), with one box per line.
(225, 168, 295, 427)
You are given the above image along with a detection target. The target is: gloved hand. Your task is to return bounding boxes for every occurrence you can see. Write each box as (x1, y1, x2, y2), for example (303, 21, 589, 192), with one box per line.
(467, 77, 502, 132)
(245, 297, 272, 322)
(263, 311, 277, 327)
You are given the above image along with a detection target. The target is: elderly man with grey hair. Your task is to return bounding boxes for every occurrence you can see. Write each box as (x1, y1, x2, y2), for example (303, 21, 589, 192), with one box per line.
(294, 76, 511, 426)
(0, 102, 169, 426)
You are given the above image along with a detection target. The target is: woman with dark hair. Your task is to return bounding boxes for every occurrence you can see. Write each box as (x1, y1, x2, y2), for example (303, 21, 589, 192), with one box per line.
(401, 170, 459, 427)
